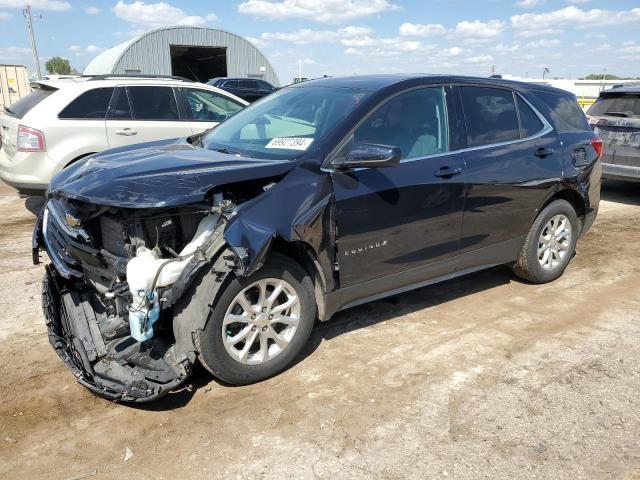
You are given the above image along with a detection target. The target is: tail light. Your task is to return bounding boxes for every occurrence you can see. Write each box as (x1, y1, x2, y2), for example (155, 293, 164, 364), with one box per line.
(590, 137, 603, 160)
(17, 125, 46, 152)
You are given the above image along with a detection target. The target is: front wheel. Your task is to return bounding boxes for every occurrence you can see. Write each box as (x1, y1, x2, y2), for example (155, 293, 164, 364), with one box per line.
(512, 199, 579, 283)
(195, 254, 316, 385)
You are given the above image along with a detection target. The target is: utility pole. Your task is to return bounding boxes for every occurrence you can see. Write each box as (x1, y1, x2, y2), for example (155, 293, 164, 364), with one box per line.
(23, 5, 42, 79)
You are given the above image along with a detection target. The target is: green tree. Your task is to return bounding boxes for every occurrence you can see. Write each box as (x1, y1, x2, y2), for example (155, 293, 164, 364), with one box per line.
(45, 56, 71, 75)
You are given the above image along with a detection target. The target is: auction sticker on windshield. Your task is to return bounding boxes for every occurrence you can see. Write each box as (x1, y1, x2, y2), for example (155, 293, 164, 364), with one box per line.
(265, 137, 314, 150)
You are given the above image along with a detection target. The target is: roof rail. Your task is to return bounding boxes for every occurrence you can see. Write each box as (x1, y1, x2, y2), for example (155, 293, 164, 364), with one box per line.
(83, 74, 193, 82)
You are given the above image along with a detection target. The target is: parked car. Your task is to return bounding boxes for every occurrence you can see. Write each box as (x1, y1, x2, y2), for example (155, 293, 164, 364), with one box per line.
(207, 77, 276, 102)
(586, 84, 640, 182)
(34, 75, 601, 402)
(0, 75, 247, 195)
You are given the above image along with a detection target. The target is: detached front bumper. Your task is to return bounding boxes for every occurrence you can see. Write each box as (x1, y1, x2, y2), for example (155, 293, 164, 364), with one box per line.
(35, 207, 193, 403)
(42, 266, 191, 402)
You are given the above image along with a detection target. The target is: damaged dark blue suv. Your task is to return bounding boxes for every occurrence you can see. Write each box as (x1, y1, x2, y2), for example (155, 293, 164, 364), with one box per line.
(34, 75, 602, 402)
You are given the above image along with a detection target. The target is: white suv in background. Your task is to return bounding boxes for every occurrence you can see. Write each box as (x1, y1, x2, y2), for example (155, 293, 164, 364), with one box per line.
(0, 75, 248, 195)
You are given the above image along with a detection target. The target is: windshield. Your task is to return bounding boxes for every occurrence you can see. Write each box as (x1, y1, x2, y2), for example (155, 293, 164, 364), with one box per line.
(201, 86, 371, 160)
(588, 93, 640, 119)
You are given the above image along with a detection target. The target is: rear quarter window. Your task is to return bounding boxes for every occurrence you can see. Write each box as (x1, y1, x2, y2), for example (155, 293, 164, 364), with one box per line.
(4, 85, 57, 119)
(535, 90, 590, 133)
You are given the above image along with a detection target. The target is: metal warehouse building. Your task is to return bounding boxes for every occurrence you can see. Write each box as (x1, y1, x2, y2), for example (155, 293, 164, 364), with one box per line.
(84, 26, 280, 86)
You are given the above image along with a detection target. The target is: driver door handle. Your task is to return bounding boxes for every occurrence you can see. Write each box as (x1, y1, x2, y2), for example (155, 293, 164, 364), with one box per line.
(434, 166, 463, 178)
(534, 147, 553, 158)
(115, 128, 137, 136)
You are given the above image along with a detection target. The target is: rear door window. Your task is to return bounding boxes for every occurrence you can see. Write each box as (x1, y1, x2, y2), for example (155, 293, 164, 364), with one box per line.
(58, 87, 114, 119)
(460, 86, 520, 147)
(588, 93, 640, 119)
(535, 91, 590, 132)
(257, 81, 273, 91)
(126, 86, 180, 120)
(240, 80, 258, 89)
(516, 95, 544, 138)
(4, 85, 56, 119)
(106, 87, 131, 119)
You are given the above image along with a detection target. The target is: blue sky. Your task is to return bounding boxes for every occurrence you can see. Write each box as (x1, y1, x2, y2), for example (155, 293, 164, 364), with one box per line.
(0, 0, 639, 83)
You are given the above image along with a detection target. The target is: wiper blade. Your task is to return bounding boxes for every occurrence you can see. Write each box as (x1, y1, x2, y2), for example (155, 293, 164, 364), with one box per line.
(604, 111, 631, 118)
(3, 106, 13, 114)
(211, 147, 238, 155)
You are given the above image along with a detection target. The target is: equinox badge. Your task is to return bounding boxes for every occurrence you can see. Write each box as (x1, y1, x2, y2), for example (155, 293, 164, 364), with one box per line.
(344, 240, 389, 256)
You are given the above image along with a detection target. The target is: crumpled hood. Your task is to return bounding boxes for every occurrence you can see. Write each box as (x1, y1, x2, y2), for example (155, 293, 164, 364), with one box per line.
(48, 138, 297, 208)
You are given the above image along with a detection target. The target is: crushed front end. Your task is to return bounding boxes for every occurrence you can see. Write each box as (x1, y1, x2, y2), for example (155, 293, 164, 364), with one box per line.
(33, 195, 230, 402)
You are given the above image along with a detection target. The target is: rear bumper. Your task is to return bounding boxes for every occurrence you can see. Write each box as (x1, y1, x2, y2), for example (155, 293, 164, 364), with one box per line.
(0, 147, 57, 194)
(602, 163, 640, 182)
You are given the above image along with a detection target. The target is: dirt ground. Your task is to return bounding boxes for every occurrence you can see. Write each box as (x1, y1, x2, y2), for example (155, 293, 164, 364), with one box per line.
(1, 181, 640, 480)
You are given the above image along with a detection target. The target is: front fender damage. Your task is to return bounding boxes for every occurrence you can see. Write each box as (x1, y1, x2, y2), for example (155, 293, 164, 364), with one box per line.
(223, 166, 336, 282)
(37, 163, 336, 402)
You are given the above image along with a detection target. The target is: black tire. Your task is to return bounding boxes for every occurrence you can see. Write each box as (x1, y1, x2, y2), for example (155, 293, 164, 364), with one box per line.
(512, 199, 579, 284)
(194, 254, 316, 385)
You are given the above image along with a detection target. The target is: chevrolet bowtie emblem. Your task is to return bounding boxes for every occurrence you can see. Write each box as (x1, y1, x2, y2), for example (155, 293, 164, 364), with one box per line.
(65, 213, 81, 228)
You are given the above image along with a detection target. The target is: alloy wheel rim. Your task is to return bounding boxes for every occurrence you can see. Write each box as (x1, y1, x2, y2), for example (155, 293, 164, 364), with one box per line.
(222, 278, 300, 365)
(537, 214, 572, 271)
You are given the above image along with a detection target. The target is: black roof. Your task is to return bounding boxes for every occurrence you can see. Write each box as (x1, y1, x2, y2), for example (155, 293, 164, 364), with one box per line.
(288, 74, 571, 95)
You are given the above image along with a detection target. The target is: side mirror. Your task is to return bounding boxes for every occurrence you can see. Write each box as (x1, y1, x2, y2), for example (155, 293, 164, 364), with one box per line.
(333, 143, 401, 170)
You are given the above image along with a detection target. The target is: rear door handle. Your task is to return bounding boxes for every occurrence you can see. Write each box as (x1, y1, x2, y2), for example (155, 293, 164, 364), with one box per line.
(534, 147, 554, 158)
(434, 166, 463, 178)
(115, 128, 137, 136)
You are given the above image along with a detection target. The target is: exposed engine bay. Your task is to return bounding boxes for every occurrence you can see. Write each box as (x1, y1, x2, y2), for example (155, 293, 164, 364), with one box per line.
(36, 192, 241, 401)
(33, 136, 337, 402)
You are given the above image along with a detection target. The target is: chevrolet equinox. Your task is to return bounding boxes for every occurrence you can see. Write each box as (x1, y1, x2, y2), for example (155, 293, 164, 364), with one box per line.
(33, 75, 602, 402)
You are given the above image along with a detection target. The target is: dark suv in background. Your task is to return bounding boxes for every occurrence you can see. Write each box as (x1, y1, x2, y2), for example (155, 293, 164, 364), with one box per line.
(207, 77, 276, 102)
(34, 75, 601, 402)
(587, 84, 640, 181)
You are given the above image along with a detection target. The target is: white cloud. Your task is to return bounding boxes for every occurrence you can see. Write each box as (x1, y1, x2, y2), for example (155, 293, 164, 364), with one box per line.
(450, 19, 505, 41)
(261, 26, 373, 44)
(511, 6, 640, 37)
(464, 54, 493, 63)
(300, 58, 315, 64)
(514, 0, 545, 8)
(0, 0, 70, 10)
(206, 13, 218, 21)
(238, 0, 399, 23)
(113, 1, 216, 29)
(341, 36, 431, 57)
(0, 11, 11, 20)
(0, 46, 32, 61)
(493, 43, 521, 53)
(438, 46, 471, 57)
(69, 44, 105, 57)
(399, 22, 446, 37)
(526, 38, 560, 48)
(85, 6, 100, 14)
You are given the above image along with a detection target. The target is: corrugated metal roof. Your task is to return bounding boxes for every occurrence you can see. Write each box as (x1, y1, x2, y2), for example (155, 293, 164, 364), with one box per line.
(83, 27, 280, 86)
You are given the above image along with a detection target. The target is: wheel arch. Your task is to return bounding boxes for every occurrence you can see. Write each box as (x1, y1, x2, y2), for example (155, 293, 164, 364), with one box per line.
(267, 237, 328, 320)
(539, 187, 586, 233)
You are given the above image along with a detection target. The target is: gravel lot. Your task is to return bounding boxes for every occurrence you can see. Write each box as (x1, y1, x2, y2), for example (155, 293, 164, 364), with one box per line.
(1, 180, 639, 480)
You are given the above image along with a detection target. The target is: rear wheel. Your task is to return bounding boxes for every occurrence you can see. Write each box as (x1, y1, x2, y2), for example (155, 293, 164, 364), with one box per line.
(512, 199, 579, 283)
(195, 254, 316, 384)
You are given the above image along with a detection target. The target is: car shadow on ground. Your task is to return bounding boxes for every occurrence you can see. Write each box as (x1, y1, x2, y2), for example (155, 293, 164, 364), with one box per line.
(24, 195, 46, 216)
(134, 265, 514, 411)
(602, 180, 640, 206)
